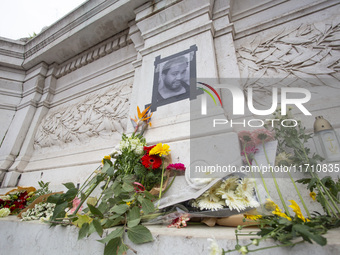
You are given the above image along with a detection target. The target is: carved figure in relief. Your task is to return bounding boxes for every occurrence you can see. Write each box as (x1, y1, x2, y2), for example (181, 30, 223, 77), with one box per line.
(34, 82, 131, 149)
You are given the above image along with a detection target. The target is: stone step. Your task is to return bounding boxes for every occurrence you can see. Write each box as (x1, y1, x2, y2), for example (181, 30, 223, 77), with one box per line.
(1, 216, 340, 255)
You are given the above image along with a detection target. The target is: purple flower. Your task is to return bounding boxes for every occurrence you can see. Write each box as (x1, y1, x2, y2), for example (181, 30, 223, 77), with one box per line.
(166, 163, 186, 171)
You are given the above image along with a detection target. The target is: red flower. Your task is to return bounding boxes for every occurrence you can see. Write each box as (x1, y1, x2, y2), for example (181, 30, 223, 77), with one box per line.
(143, 145, 156, 154)
(141, 154, 162, 169)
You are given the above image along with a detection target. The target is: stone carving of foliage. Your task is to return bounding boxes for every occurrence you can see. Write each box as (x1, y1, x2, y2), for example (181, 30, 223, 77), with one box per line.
(237, 23, 340, 102)
(34, 82, 131, 149)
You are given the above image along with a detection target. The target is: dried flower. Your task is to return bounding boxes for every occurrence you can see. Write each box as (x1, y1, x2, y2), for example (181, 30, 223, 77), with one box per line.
(167, 214, 190, 228)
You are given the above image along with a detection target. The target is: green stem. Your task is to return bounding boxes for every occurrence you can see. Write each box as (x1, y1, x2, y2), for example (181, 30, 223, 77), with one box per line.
(253, 158, 270, 196)
(158, 163, 165, 200)
(262, 141, 290, 216)
(297, 139, 340, 216)
(73, 176, 102, 215)
(162, 173, 177, 195)
(95, 176, 111, 206)
(288, 172, 311, 218)
(248, 241, 305, 253)
(242, 143, 262, 205)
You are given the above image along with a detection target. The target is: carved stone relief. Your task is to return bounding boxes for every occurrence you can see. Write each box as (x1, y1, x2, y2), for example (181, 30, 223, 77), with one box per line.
(34, 81, 132, 149)
(236, 23, 340, 102)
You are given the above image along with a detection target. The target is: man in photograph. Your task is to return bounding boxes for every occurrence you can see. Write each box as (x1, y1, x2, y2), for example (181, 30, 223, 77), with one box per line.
(157, 55, 190, 101)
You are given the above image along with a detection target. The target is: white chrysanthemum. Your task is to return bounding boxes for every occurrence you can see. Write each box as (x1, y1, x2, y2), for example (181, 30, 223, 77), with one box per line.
(217, 177, 239, 193)
(208, 238, 223, 255)
(0, 195, 11, 201)
(135, 144, 144, 155)
(129, 138, 139, 150)
(0, 208, 10, 218)
(235, 178, 256, 197)
(221, 190, 247, 212)
(240, 193, 260, 209)
(190, 200, 199, 208)
(119, 140, 128, 150)
(197, 197, 225, 211)
(202, 184, 222, 203)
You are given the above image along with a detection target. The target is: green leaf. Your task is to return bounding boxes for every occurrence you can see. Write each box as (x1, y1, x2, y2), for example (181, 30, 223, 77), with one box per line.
(127, 206, 141, 228)
(47, 193, 62, 204)
(64, 188, 78, 202)
(78, 223, 90, 240)
(63, 182, 76, 190)
(88, 204, 104, 218)
(111, 204, 129, 215)
(51, 201, 68, 220)
(118, 243, 128, 255)
(102, 161, 111, 173)
(99, 227, 124, 244)
(92, 219, 103, 237)
(106, 166, 115, 177)
(293, 224, 327, 246)
(122, 182, 134, 192)
(140, 197, 155, 215)
(127, 225, 153, 244)
(104, 237, 120, 255)
(104, 216, 124, 228)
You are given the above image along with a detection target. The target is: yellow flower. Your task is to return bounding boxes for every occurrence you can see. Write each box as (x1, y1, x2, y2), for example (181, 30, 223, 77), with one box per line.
(149, 143, 170, 156)
(272, 203, 292, 221)
(264, 199, 277, 211)
(289, 200, 310, 222)
(310, 191, 316, 201)
(244, 214, 262, 221)
(102, 155, 111, 164)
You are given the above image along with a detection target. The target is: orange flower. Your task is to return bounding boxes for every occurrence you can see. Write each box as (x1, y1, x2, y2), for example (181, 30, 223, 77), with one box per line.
(131, 105, 152, 128)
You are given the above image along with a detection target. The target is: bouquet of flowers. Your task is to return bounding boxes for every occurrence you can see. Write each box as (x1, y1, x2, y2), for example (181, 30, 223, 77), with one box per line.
(212, 108, 340, 254)
(0, 186, 36, 214)
(46, 106, 187, 255)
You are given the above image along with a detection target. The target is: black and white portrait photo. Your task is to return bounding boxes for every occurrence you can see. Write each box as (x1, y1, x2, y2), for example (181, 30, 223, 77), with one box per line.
(147, 45, 198, 112)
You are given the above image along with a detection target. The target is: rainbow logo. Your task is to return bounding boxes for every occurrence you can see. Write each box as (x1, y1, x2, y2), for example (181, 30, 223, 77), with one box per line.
(197, 82, 223, 115)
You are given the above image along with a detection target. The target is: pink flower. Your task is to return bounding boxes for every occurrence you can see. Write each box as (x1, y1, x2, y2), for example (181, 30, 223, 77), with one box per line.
(237, 130, 252, 144)
(166, 163, 186, 171)
(68, 197, 83, 214)
(241, 145, 259, 164)
(251, 128, 274, 145)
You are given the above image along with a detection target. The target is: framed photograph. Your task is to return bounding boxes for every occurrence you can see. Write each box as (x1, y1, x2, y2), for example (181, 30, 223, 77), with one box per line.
(146, 45, 198, 112)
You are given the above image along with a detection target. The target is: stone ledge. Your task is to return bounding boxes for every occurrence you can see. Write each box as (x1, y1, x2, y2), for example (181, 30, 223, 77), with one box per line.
(1, 216, 340, 255)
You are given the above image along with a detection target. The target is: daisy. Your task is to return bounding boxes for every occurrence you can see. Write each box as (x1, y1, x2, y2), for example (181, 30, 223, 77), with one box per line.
(218, 176, 239, 192)
(149, 143, 170, 156)
(220, 190, 247, 212)
(197, 197, 225, 211)
(235, 178, 256, 197)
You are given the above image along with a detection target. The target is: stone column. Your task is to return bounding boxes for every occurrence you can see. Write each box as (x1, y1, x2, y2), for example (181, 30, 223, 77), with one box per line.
(0, 63, 48, 187)
(8, 64, 58, 175)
